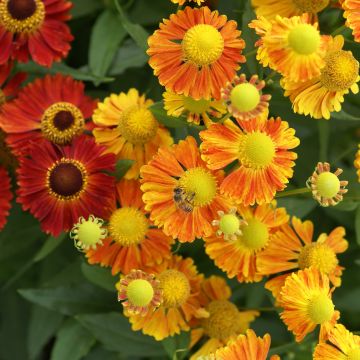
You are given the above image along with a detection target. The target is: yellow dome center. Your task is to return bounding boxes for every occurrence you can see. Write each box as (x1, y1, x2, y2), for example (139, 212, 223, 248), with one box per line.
(348, 349, 360, 360)
(119, 106, 158, 145)
(108, 207, 148, 246)
(239, 132, 275, 169)
(202, 300, 240, 341)
(178, 167, 217, 207)
(76, 219, 104, 247)
(298, 243, 338, 274)
(316, 172, 341, 199)
(230, 83, 261, 113)
(183, 96, 211, 114)
(288, 24, 320, 55)
(307, 293, 334, 324)
(182, 24, 224, 66)
(126, 279, 154, 307)
(240, 218, 269, 251)
(219, 214, 241, 236)
(320, 50, 359, 92)
(158, 269, 190, 308)
(292, 0, 329, 13)
(0, 0, 45, 34)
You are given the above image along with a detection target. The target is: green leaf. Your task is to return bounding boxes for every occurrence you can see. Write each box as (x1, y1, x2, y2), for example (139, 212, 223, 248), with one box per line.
(356, 205, 360, 245)
(162, 332, 190, 360)
(71, 0, 103, 18)
(81, 262, 117, 292)
(277, 198, 317, 218)
(77, 313, 164, 356)
(51, 319, 95, 360)
(330, 110, 360, 121)
(33, 233, 66, 262)
(114, 159, 134, 181)
(114, 0, 149, 51)
(149, 102, 188, 128)
(89, 10, 127, 82)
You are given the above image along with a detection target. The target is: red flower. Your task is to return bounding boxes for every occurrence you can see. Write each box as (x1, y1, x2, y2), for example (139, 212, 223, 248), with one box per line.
(17, 136, 116, 236)
(0, 62, 26, 105)
(0, 166, 12, 230)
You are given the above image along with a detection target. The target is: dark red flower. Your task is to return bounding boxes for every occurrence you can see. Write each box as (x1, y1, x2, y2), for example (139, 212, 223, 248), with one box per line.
(0, 62, 26, 106)
(0, 166, 12, 230)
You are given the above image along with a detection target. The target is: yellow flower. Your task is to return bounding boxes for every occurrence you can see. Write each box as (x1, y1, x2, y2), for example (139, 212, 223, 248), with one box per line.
(170, 0, 205, 5)
(342, 0, 360, 43)
(355, 145, 360, 182)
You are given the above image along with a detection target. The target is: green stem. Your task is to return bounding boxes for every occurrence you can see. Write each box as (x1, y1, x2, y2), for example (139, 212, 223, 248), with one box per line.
(244, 48, 257, 57)
(331, 24, 347, 36)
(318, 120, 330, 162)
(218, 112, 231, 123)
(276, 187, 311, 198)
(332, 143, 357, 164)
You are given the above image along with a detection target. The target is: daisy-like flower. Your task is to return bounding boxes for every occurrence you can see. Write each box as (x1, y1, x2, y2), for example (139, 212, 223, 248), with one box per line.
(354, 145, 360, 182)
(205, 202, 289, 283)
(163, 91, 226, 127)
(116, 269, 163, 316)
(0, 74, 97, 156)
(0, 62, 26, 107)
(92, 88, 173, 180)
(251, 0, 329, 19)
(281, 35, 360, 119)
(213, 329, 280, 360)
(147, 6, 246, 100)
(343, 0, 360, 42)
(257, 217, 348, 301)
(307, 162, 348, 207)
(140, 136, 231, 243)
(314, 323, 360, 360)
(200, 118, 300, 206)
(126, 255, 207, 341)
(86, 179, 173, 275)
(70, 215, 107, 251)
(171, 0, 205, 5)
(190, 276, 259, 360)
(16, 136, 116, 236)
(250, 14, 327, 82)
(0, 0, 73, 66)
(221, 74, 271, 122)
(0, 166, 12, 230)
(279, 267, 339, 342)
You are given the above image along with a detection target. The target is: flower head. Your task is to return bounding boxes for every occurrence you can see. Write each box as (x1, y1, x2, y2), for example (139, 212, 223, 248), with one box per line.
(0, 0, 73, 66)
(93, 88, 173, 179)
(0, 62, 26, 106)
(212, 208, 247, 241)
(279, 267, 339, 342)
(170, 0, 205, 5)
(0, 166, 12, 230)
(343, 0, 360, 42)
(354, 145, 360, 182)
(147, 6, 245, 100)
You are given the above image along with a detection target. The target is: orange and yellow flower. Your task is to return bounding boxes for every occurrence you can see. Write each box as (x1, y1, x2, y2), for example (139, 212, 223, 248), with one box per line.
(314, 323, 360, 360)
(205, 202, 289, 283)
(86, 179, 173, 275)
(147, 6, 245, 100)
(200, 117, 299, 206)
(343, 0, 360, 42)
(355, 144, 360, 182)
(281, 35, 360, 119)
(92, 89, 173, 180)
(257, 217, 348, 301)
(170, 0, 205, 5)
(190, 276, 259, 359)
(126, 255, 207, 341)
(140, 136, 231, 243)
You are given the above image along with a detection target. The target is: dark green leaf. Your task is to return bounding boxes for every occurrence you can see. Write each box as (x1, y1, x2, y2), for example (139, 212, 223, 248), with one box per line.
(81, 262, 117, 292)
(330, 110, 360, 121)
(356, 205, 360, 245)
(149, 102, 188, 128)
(162, 332, 190, 360)
(114, 159, 134, 181)
(277, 198, 317, 218)
(71, 0, 103, 18)
(33, 233, 66, 263)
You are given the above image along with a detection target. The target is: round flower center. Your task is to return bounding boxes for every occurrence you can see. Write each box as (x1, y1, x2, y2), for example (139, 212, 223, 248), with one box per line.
(0, 0, 45, 33)
(108, 207, 148, 246)
(230, 83, 260, 112)
(240, 218, 269, 251)
(320, 50, 359, 92)
(126, 279, 154, 307)
(307, 293, 334, 324)
(292, 0, 329, 13)
(0, 90, 6, 106)
(41, 102, 85, 145)
(47, 160, 87, 199)
(178, 167, 217, 207)
(239, 132, 276, 169)
(298, 243, 338, 274)
(118, 106, 158, 145)
(315, 171, 341, 199)
(158, 269, 190, 308)
(182, 24, 224, 66)
(183, 96, 211, 114)
(288, 24, 320, 55)
(219, 214, 240, 236)
(202, 300, 240, 341)
(348, 349, 360, 360)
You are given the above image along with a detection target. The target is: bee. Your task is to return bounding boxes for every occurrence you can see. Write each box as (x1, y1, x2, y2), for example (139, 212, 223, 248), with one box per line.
(173, 187, 195, 213)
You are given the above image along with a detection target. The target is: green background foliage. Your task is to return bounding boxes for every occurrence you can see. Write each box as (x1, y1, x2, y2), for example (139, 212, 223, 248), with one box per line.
(1, 0, 360, 359)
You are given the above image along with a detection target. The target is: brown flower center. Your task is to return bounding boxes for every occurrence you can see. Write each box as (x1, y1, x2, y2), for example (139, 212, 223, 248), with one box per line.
(7, 0, 36, 20)
(53, 111, 75, 131)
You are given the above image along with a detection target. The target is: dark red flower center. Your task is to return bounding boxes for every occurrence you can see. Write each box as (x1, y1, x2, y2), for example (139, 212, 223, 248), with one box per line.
(7, 0, 37, 20)
(49, 163, 84, 197)
(53, 111, 75, 131)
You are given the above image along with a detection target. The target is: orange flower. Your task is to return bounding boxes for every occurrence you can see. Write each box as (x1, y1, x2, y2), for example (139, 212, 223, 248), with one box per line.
(355, 145, 360, 182)
(200, 118, 299, 205)
(343, 0, 360, 42)
(170, 0, 205, 4)
(86, 179, 173, 275)
(147, 6, 245, 100)
(205, 202, 289, 283)
(257, 217, 348, 301)
(140, 136, 231, 243)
